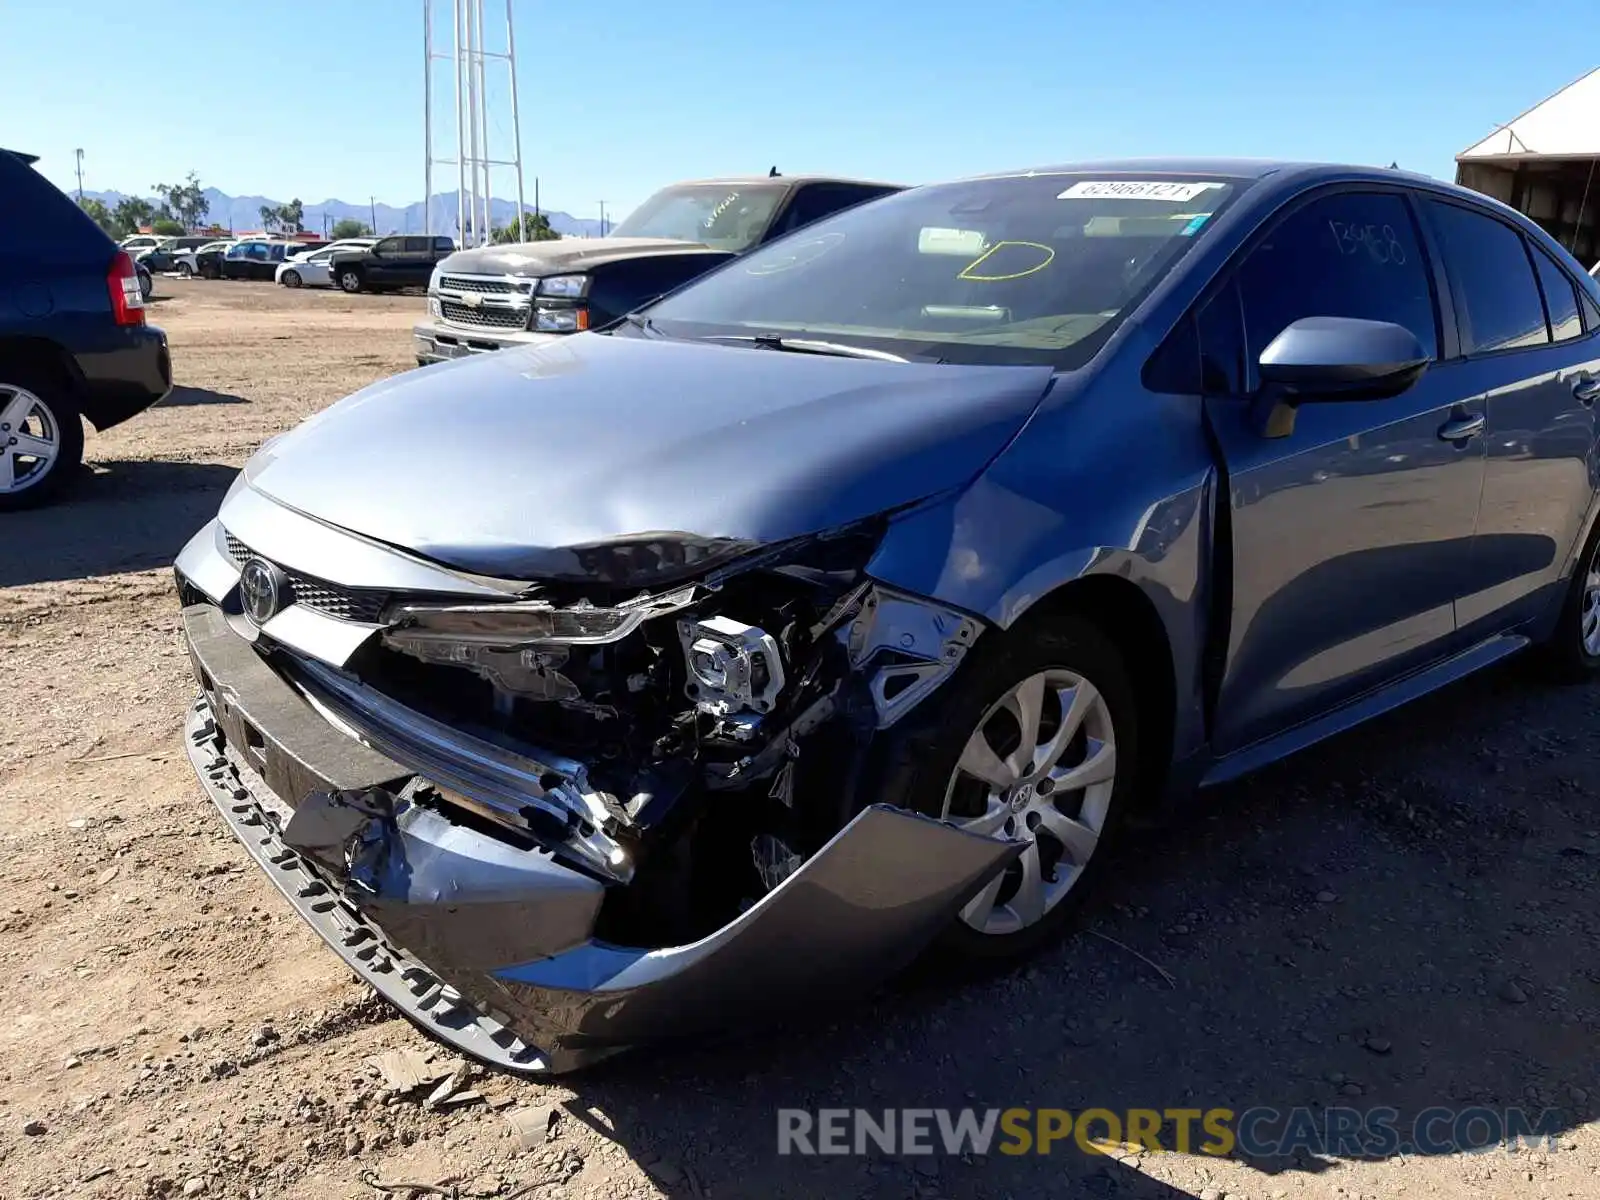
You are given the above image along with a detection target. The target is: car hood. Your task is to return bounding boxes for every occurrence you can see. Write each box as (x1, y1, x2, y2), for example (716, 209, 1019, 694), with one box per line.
(243, 333, 1054, 581)
(435, 237, 719, 278)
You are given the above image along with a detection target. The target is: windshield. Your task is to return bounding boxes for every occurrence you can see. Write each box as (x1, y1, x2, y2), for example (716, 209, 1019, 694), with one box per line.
(610, 183, 787, 251)
(641, 174, 1242, 367)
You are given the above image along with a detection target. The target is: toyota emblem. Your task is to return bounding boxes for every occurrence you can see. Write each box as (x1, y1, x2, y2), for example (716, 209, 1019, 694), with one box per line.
(239, 557, 287, 626)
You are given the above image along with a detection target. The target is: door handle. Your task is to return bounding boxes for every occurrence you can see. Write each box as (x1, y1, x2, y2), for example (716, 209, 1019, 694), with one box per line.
(1573, 375, 1600, 406)
(1437, 413, 1486, 443)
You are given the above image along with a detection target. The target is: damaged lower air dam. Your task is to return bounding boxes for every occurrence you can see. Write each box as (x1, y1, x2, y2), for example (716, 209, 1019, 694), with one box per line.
(487, 805, 1024, 1064)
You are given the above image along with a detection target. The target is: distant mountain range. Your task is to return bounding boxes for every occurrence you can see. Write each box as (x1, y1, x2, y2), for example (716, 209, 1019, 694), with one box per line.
(81, 186, 609, 239)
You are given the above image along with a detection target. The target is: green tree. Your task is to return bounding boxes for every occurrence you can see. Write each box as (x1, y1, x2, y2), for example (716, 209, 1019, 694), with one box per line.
(492, 211, 561, 244)
(151, 217, 185, 236)
(152, 171, 209, 230)
(78, 196, 117, 236)
(277, 198, 304, 233)
(111, 197, 156, 238)
(258, 204, 278, 232)
(331, 218, 373, 239)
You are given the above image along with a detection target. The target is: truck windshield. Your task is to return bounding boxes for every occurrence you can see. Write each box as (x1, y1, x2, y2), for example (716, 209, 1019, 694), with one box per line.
(610, 183, 787, 251)
(642, 174, 1243, 368)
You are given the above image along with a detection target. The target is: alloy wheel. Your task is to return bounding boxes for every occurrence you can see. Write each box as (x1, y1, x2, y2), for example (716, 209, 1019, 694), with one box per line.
(0, 384, 62, 494)
(941, 669, 1117, 936)
(1582, 540, 1600, 657)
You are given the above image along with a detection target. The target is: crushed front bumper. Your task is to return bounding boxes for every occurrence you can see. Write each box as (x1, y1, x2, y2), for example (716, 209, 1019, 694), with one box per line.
(181, 602, 1019, 1073)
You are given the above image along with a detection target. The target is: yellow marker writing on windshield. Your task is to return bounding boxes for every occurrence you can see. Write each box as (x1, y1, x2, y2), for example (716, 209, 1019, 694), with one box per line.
(958, 240, 1055, 282)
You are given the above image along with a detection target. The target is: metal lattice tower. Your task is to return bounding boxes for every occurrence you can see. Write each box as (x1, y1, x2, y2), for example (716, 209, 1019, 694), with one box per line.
(423, 0, 527, 246)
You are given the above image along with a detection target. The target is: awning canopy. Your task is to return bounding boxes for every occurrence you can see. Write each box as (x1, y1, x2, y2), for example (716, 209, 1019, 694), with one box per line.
(1458, 68, 1600, 164)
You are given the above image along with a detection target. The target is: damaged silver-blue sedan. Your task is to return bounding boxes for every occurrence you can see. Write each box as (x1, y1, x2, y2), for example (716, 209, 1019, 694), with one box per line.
(175, 159, 1600, 1071)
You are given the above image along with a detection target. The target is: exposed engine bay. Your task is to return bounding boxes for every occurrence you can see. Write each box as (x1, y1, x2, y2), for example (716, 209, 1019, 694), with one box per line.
(310, 523, 983, 948)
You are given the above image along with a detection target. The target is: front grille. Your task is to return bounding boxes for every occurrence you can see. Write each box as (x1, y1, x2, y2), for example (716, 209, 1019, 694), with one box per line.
(440, 300, 529, 330)
(222, 531, 390, 624)
(440, 274, 527, 294)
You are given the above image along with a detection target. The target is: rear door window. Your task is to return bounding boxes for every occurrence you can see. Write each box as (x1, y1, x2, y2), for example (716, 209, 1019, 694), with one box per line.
(1234, 190, 1438, 382)
(1530, 245, 1584, 342)
(1423, 200, 1549, 354)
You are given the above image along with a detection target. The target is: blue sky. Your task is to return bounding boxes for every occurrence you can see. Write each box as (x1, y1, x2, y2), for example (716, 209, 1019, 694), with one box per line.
(1, 0, 1591, 220)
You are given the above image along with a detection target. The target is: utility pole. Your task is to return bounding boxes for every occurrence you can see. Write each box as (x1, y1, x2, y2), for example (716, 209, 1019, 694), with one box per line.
(370, 196, 378, 234)
(73, 148, 84, 201)
(598, 200, 606, 238)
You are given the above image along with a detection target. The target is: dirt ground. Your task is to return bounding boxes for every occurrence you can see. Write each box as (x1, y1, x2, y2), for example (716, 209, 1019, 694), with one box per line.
(1, 277, 1597, 1200)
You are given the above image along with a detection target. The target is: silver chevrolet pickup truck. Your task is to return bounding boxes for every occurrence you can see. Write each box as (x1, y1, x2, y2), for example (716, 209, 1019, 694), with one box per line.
(413, 174, 900, 364)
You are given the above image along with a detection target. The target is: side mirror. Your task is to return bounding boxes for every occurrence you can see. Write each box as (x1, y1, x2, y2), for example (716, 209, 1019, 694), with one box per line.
(1257, 316, 1429, 403)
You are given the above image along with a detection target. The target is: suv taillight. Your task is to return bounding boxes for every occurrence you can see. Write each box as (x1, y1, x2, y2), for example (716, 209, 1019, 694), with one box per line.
(108, 250, 146, 326)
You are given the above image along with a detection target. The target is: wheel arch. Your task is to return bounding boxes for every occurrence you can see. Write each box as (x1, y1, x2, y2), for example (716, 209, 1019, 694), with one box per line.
(1013, 573, 1179, 810)
(0, 336, 86, 396)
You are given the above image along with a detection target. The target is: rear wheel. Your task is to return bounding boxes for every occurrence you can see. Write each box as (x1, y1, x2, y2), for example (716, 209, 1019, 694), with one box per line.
(338, 269, 364, 294)
(0, 365, 85, 511)
(281, 269, 302, 288)
(137, 268, 152, 301)
(177, 262, 194, 278)
(874, 614, 1138, 961)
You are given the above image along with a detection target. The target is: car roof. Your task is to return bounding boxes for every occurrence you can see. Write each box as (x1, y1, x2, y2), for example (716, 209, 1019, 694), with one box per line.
(962, 156, 1451, 190)
(663, 174, 904, 190)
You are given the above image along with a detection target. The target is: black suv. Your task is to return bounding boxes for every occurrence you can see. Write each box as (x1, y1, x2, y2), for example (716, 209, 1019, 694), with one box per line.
(0, 149, 172, 509)
(328, 235, 456, 294)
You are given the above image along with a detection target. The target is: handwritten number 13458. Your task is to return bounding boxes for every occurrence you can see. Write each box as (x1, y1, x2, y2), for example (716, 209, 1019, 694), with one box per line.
(1327, 221, 1407, 265)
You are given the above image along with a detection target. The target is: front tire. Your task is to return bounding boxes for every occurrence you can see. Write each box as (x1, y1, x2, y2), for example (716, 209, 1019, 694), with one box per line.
(338, 269, 364, 294)
(0, 365, 85, 511)
(137, 269, 153, 301)
(177, 262, 194, 278)
(281, 270, 302, 288)
(1536, 521, 1600, 680)
(874, 614, 1138, 961)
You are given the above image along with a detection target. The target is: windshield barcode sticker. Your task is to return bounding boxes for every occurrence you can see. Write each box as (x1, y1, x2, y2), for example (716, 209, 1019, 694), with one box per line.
(1058, 181, 1224, 202)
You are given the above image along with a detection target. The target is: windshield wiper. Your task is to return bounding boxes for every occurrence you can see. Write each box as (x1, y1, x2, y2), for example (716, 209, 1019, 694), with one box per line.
(705, 333, 910, 363)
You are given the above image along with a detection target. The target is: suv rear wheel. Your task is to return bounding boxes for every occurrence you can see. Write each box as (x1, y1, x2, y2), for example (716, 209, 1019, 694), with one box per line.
(0, 364, 85, 510)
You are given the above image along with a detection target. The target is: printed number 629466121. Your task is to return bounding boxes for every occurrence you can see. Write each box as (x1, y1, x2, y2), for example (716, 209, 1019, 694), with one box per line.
(1328, 220, 1407, 266)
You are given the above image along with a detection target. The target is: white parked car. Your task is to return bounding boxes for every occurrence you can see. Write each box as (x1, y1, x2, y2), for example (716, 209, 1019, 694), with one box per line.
(175, 239, 236, 278)
(119, 234, 165, 256)
(275, 239, 378, 288)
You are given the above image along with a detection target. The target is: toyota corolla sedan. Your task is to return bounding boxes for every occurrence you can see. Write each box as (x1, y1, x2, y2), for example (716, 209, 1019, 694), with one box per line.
(173, 159, 1600, 1072)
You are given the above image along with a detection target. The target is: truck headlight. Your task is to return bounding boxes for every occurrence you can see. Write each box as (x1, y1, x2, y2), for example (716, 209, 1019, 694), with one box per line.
(533, 305, 588, 333)
(428, 265, 443, 293)
(536, 274, 588, 298)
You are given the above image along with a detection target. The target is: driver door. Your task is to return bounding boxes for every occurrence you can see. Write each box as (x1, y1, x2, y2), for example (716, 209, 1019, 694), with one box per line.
(1200, 187, 1487, 754)
(367, 237, 402, 284)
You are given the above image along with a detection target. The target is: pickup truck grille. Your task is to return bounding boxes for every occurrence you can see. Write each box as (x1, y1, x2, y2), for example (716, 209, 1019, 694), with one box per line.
(440, 300, 529, 331)
(222, 532, 390, 624)
(439, 275, 528, 294)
